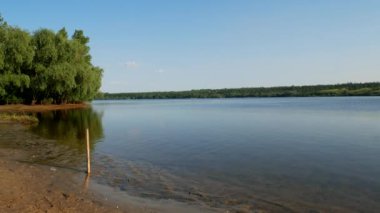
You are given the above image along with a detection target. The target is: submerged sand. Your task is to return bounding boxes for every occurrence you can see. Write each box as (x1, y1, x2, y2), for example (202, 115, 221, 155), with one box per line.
(0, 124, 219, 213)
(0, 148, 119, 212)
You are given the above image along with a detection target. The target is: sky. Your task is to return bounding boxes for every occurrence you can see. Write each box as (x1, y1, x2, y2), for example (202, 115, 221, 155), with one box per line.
(1, 0, 379, 92)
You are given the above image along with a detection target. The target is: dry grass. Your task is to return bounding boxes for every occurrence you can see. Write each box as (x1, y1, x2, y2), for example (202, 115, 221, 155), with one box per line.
(0, 103, 89, 113)
(0, 113, 39, 124)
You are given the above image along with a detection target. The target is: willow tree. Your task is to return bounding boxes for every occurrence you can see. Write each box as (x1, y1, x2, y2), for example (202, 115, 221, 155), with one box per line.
(0, 16, 34, 104)
(69, 30, 102, 103)
(0, 14, 103, 104)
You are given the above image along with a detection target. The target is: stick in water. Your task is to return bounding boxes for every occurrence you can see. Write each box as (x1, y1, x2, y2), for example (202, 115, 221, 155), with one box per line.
(86, 128, 91, 174)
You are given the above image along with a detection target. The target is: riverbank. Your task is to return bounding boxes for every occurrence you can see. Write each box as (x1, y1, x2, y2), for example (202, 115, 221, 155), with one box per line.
(0, 156, 116, 212)
(0, 123, 218, 213)
(0, 135, 120, 212)
(97, 82, 380, 100)
(0, 150, 203, 213)
(0, 113, 38, 124)
(0, 104, 89, 113)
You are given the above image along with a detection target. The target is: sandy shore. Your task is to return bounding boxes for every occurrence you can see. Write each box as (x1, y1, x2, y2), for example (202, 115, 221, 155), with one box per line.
(0, 123, 218, 213)
(0, 148, 121, 212)
(0, 123, 118, 213)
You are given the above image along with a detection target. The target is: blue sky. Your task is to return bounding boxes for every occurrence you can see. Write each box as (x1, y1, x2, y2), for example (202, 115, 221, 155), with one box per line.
(1, 0, 379, 92)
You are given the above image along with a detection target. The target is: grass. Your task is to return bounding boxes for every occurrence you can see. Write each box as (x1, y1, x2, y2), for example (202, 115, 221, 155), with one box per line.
(0, 113, 39, 124)
(0, 103, 89, 113)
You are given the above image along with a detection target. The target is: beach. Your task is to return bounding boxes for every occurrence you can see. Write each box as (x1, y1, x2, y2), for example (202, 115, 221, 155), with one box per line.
(0, 141, 120, 212)
(0, 123, 218, 213)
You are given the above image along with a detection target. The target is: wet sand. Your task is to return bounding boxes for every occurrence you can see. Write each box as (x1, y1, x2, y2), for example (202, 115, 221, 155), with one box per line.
(0, 147, 120, 212)
(0, 160, 112, 212)
(0, 123, 219, 213)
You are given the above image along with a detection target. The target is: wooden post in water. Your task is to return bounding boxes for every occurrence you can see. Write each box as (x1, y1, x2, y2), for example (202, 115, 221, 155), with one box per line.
(86, 128, 91, 174)
(83, 173, 90, 192)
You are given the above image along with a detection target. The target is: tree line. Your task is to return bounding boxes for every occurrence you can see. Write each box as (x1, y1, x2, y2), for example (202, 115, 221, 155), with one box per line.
(97, 82, 380, 100)
(0, 15, 102, 104)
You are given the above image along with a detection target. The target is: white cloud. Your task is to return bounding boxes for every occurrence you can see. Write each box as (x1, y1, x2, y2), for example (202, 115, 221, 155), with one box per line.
(124, 61, 139, 69)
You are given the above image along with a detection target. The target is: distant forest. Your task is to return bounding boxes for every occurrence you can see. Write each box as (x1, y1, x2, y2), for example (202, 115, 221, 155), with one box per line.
(98, 82, 380, 100)
(0, 15, 102, 104)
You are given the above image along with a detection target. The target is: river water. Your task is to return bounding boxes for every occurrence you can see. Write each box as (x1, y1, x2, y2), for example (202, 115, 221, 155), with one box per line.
(27, 97, 380, 212)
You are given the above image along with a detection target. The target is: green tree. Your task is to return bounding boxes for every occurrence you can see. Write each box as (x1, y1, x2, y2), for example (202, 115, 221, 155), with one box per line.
(0, 18, 34, 104)
(0, 14, 103, 104)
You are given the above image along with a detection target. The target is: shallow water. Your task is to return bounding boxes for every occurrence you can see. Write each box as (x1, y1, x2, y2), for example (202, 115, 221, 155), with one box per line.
(25, 97, 380, 212)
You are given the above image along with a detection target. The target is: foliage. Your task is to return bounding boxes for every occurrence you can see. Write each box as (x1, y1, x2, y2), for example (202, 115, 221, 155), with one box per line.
(0, 14, 102, 104)
(98, 82, 380, 100)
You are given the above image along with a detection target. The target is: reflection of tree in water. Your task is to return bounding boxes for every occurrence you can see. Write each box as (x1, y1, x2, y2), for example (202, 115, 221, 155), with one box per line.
(31, 108, 104, 154)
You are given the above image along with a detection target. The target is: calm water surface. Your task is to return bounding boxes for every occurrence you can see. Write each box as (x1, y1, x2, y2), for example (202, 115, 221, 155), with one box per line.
(31, 97, 380, 212)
